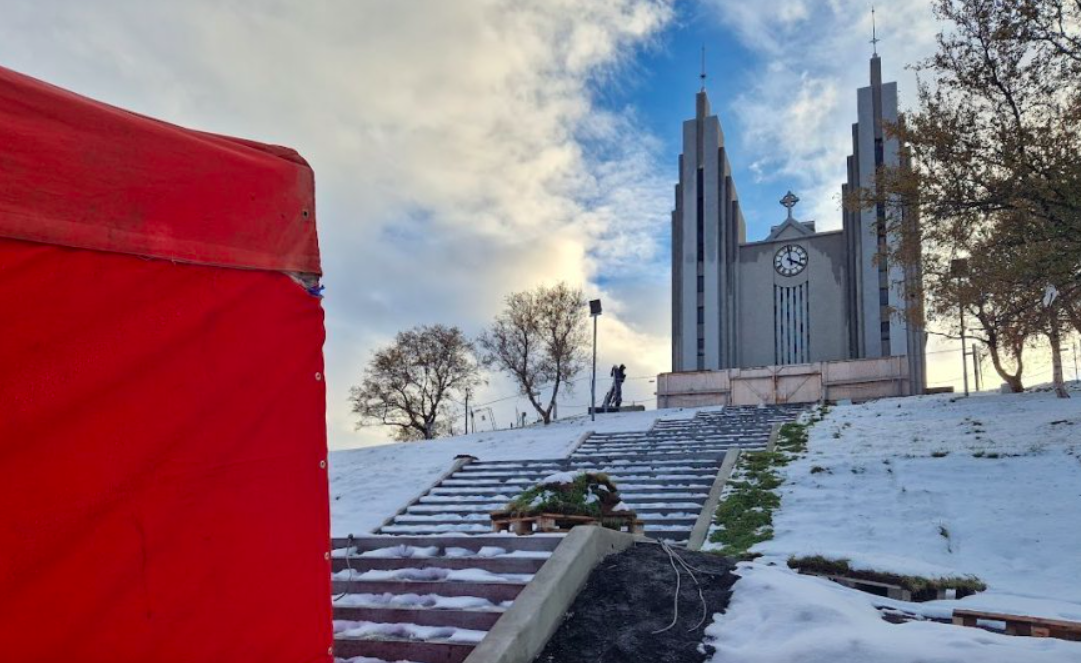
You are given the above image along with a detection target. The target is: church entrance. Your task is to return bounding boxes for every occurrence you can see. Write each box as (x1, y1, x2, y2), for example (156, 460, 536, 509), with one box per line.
(729, 365, 823, 405)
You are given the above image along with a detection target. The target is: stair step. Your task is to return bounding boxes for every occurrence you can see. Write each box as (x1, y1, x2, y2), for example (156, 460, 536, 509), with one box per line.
(332, 556, 546, 574)
(427, 486, 710, 497)
(386, 516, 697, 528)
(457, 467, 718, 478)
(406, 502, 705, 515)
(331, 535, 561, 553)
(331, 580, 525, 602)
(438, 477, 714, 489)
(334, 635, 476, 663)
(331, 605, 502, 630)
(467, 457, 721, 469)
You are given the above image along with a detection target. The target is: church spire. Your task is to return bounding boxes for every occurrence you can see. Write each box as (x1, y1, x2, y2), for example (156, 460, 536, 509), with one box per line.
(870, 6, 880, 57)
(696, 45, 711, 120)
(700, 45, 707, 92)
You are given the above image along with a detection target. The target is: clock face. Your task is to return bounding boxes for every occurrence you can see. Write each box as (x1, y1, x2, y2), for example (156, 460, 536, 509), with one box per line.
(774, 244, 808, 277)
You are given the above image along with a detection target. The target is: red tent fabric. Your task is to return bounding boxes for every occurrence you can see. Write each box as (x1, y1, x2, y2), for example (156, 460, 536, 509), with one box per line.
(0, 66, 331, 662)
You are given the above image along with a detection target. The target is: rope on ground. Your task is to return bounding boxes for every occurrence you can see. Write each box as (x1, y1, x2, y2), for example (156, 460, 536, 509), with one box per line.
(651, 540, 683, 634)
(647, 540, 712, 633)
(332, 533, 356, 602)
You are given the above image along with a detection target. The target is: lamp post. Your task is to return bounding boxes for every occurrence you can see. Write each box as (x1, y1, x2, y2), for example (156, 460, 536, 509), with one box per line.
(589, 299, 602, 421)
(951, 259, 970, 397)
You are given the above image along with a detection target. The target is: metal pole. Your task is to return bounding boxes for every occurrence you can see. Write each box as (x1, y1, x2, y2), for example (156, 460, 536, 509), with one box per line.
(464, 391, 469, 435)
(960, 304, 969, 397)
(1073, 342, 1079, 382)
(591, 315, 597, 422)
(973, 347, 981, 392)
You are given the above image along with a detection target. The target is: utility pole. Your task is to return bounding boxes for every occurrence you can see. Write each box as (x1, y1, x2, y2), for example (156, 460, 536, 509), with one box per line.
(951, 259, 970, 397)
(464, 390, 470, 435)
(589, 299, 602, 421)
(971, 345, 982, 392)
(1073, 341, 1079, 382)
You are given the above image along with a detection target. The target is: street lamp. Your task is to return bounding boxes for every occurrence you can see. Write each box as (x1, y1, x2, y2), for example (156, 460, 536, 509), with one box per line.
(950, 259, 970, 397)
(589, 299, 602, 421)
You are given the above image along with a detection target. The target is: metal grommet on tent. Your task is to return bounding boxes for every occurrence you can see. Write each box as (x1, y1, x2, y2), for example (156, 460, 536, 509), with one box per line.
(315, 372, 323, 381)
(324, 551, 330, 560)
(319, 460, 327, 469)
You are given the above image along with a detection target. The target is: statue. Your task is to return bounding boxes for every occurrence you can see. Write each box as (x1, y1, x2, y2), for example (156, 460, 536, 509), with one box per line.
(601, 364, 627, 410)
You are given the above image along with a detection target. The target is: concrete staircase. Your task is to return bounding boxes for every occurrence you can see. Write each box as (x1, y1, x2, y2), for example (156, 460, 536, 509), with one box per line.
(376, 405, 804, 546)
(331, 535, 561, 663)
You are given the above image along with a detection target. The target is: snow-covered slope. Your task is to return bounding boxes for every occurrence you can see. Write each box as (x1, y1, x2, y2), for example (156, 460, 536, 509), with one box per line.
(707, 563, 1081, 663)
(756, 389, 1081, 620)
(330, 407, 713, 536)
(708, 389, 1081, 662)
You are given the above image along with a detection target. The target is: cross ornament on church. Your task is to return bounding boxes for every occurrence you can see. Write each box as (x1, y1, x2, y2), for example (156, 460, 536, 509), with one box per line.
(780, 190, 800, 220)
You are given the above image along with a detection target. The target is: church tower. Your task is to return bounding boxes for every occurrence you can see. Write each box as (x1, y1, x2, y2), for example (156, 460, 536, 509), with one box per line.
(841, 47, 927, 393)
(671, 86, 745, 372)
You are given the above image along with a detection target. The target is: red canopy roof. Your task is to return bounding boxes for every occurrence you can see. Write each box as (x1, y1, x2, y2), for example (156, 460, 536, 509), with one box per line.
(0, 65, 320, 274)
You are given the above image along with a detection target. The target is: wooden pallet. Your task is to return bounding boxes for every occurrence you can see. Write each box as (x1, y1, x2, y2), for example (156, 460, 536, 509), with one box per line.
(953, 609, 1081, 641)
(490, 511, 643, 535)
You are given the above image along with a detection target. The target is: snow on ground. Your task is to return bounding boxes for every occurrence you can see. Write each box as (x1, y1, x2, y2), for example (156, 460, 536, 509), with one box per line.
(330, 407, 715, 536)
(706, 563, 1081, 663)
(756, 389, 1081, 620)
(707, 388, 1081, 662)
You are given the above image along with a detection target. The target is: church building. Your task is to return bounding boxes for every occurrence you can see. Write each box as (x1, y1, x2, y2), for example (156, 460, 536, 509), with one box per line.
(668, 50, 926, 398)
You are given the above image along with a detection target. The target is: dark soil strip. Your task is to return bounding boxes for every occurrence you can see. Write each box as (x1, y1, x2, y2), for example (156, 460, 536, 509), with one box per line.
(535, 543, 736, 663)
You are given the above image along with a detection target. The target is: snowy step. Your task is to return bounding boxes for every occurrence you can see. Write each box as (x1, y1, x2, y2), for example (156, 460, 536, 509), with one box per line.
(441, 470, 715, 484)
(416, 493, 708, 506)
(331, 579, 526, 602)
(377, 523, 496, 534)
(457, 465, 718, 478)
(436, 477, 714, 489)
(426, 486, 710, 498)
(406, 501, 706, 515)
(332, 605, 503, 631)
(334, 634, 475, 663)
(331, 535, 561, 553)
(332, 555, 546, 575)
(387, 515, 697, 528)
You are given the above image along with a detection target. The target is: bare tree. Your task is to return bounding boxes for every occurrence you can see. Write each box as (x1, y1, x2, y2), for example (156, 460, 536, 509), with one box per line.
(350, 325, 482, 441)
(478, 283, 588, 425)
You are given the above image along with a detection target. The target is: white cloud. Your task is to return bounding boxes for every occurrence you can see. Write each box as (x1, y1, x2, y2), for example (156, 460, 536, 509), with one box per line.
(701, 0, 939, 228)
(1, 0, 676, 447)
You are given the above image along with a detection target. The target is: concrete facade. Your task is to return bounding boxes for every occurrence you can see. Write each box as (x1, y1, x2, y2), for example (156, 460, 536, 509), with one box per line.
(670, 54, 925, 393)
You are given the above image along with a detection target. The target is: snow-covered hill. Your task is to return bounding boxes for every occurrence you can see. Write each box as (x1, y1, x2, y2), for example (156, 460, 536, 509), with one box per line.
(708, 389, 1081, 662)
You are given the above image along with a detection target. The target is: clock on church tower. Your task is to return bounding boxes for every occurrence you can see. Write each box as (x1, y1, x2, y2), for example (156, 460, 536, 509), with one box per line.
(774, 244, 808, 277)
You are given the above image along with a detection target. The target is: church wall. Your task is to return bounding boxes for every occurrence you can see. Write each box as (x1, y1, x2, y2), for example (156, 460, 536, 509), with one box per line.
(855, 84, 884, 357)
(678, 117, 699, 371)
(702, 119, 722, 369)
(736, 232, 849, 368)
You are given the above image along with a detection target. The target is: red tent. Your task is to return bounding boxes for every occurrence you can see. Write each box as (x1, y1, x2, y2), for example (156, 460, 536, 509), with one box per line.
(0, 66, 331, 662)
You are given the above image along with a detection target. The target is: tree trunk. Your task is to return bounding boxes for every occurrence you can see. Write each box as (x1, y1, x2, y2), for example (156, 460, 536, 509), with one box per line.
(985, 342, 1024, 392)
(1049, 310, 1070, 399)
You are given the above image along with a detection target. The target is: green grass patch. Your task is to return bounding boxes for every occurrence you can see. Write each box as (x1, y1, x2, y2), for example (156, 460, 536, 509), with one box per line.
(788, 555, 986, 599)
(708, 414, 818, 558)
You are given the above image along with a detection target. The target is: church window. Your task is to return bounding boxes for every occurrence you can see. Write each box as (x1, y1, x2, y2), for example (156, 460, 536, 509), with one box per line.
(697, 306, 704, 324)
(696, 167, 705, 262)
(697, 275, 704, 293)
(774, 283, 810, 366)
(879, 289, 889, 306)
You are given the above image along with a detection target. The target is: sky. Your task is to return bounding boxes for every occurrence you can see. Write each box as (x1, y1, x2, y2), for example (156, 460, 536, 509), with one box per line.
(3, 0, 1072, 448)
